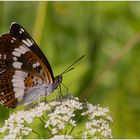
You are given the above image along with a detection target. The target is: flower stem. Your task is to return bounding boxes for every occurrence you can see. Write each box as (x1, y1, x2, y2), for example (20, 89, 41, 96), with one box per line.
(32, 129, 44, 139)
(38, 117, 53, 136)
(68, 126, 75, 135)
(69, 111, 82, 135)
(25, 123, 44, 139)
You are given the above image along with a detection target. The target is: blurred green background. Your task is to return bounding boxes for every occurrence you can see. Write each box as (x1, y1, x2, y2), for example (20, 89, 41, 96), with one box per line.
(0, 1, 140, 138)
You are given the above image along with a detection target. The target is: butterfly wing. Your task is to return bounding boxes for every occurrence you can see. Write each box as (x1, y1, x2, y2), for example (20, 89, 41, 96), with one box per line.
(0, 23, 55, 108)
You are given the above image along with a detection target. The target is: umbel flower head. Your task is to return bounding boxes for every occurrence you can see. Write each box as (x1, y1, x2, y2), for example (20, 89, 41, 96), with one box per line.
(0, 94, 113, 139)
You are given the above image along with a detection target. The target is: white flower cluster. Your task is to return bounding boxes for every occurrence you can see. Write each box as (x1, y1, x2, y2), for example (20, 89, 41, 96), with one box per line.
(81, 103, 113, 138)
(0, 102, 50, 139)
(0, 96, 113, 139)
(45, 97, 83, 135)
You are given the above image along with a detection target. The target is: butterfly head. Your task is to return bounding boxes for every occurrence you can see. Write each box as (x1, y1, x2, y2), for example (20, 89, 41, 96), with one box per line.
(53, 75, 62, 89)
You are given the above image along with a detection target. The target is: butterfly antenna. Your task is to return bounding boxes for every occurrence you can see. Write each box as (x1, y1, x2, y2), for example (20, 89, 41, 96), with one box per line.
(60, 55, 85, 75)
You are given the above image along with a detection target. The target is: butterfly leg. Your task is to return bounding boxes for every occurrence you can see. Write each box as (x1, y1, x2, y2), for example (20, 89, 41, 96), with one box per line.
(61, 82, 69, 94)
(43, 97, 48, 104)
(56, 84, 73, 102)
(56, 85, 64, 101)
(61, 82, 72, 99)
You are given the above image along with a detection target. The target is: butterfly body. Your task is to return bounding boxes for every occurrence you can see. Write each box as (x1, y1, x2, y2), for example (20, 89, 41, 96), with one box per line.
(0, 22, 62, 108)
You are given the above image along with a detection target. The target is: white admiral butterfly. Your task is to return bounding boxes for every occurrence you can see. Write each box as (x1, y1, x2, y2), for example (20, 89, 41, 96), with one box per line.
(0, 22, 63, 108)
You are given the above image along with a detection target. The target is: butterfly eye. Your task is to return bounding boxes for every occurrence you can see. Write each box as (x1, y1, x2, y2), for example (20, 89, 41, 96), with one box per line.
(56, 75, 62, 83)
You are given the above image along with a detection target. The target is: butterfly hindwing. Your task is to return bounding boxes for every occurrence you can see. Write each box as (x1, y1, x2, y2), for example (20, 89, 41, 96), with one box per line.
(0, 68, 18, 108)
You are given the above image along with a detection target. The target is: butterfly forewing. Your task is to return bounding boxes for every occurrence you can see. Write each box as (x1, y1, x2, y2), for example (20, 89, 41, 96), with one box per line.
(0, 23, 56, 108)
(0, 34, 14, 73)
(10, 22, 54, 81)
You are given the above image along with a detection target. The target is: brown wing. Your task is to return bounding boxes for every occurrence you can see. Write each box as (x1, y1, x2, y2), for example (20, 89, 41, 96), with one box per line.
(0, 68, 18, 108)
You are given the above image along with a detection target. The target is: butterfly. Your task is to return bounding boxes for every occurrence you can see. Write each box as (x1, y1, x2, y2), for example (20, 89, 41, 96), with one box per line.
(0, 22, 64, 108)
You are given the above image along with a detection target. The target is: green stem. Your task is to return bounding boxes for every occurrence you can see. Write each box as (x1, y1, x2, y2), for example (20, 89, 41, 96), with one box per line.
(38, 117, 53, 136)
(68, 112, 82, 136)
(24, 123, 44, 139)
(32, 129, 44, 139)
(68, 125, 75, 135)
